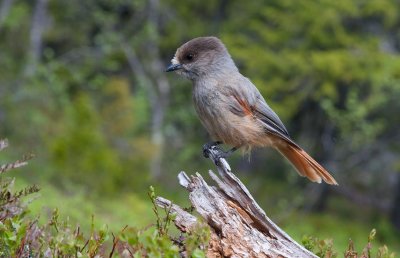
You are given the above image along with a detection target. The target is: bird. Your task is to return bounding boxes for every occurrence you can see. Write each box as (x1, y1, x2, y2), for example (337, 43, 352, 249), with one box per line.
(165, 36, 337, 185)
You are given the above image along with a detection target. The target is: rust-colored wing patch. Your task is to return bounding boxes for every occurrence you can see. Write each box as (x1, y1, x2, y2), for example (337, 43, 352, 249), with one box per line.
(232, 95, 253, 116)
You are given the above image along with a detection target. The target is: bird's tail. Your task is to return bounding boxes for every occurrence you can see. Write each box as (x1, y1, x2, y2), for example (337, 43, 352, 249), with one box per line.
(276, 144, 338, 185)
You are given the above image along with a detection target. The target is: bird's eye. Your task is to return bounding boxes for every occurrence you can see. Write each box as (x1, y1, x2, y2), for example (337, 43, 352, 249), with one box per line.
(186, 53, 194, 61)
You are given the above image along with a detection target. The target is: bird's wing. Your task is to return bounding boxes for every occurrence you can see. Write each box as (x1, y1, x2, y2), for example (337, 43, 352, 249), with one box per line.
(225, 77, 297, 146)
(253, 96, 290, 137)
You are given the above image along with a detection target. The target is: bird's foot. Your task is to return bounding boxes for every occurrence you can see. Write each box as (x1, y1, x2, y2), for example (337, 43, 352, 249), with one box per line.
(204, 145, 230, 164)
(202, 141, 222, 158)
(203, 141, 237, 161)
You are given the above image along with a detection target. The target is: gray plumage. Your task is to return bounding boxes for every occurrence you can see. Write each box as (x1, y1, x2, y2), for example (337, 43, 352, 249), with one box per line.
(167, 36, 337, 185)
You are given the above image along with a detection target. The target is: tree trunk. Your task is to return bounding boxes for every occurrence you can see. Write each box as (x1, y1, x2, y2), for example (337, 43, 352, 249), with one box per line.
(156, 147, 317, 257)
(146, 0, 170, 178)
(0, 0, 14, 30)
(24, 0, 48, 76)
(390, 173, 400, 231)
(122, 0, 170, 178)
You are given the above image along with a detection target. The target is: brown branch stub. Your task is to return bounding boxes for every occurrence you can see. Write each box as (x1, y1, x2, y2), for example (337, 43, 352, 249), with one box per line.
(157, 147, 317, 257)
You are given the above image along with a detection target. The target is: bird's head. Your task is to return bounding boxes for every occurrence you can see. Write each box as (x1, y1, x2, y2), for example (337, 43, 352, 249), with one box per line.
(166, 36, 237, 81)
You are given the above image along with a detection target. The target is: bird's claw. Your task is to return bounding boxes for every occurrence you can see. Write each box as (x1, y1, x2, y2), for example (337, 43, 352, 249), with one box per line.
(202, 143, 213, 158)
(203, 143, 230, 163)
(202, 141, 221, 158)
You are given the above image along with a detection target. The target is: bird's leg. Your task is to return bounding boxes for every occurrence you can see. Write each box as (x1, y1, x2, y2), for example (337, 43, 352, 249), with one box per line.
(202, 141, 222, 158)
(213, 146, 239, 160)
(224, 146, 239, 157)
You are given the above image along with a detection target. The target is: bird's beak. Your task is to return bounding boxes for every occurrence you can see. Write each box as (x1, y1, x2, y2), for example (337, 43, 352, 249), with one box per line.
(165, 63, 182, 72)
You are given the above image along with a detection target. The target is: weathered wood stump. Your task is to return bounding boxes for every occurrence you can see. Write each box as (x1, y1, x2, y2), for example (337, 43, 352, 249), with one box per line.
(156, 146, 317, 258)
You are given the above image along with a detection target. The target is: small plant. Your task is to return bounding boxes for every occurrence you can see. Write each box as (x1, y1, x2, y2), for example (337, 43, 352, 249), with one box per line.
(302, 235, 337, 257)
(45, 208, 109, 257)
(0, 139, 39, 257)
(143, 185, 210, 257)
(181, 223, 210, 258)
(148, 185, 176, 237)
(302, 228, 395, 258)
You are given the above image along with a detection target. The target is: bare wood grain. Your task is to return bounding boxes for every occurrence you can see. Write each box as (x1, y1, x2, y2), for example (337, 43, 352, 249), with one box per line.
(156, 146, 317, 257)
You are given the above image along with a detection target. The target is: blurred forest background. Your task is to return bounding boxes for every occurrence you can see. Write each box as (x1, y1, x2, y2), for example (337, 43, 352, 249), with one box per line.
(0, 0, 399, 253)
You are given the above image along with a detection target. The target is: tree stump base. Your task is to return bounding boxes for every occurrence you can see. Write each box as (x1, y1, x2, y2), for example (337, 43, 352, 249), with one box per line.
(156, 147, 317, 258)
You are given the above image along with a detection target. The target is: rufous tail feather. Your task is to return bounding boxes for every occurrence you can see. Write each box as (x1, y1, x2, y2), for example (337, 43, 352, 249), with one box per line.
(277, 144, 338, 185)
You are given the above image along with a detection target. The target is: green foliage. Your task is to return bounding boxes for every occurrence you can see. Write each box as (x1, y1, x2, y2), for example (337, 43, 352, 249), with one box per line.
(148, 185, 176, 237)
(119, 227, 180, 257)
(147, 185, 210, 257)
(0, 146, 39, 257)
(0, 182, 209, 257)
(302, 229, 396, 258)
(280, 208, 400, 255)
(302, 235, 337, 257)
(223, 0, 400, 134)
(0, 141, 208, 257)
(0, 215, 30, 257)
(183, 223, 210, 258)
(1, 139, 398, 257)
(50, 93, 125, 194)
(1, 171, 394, 257)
